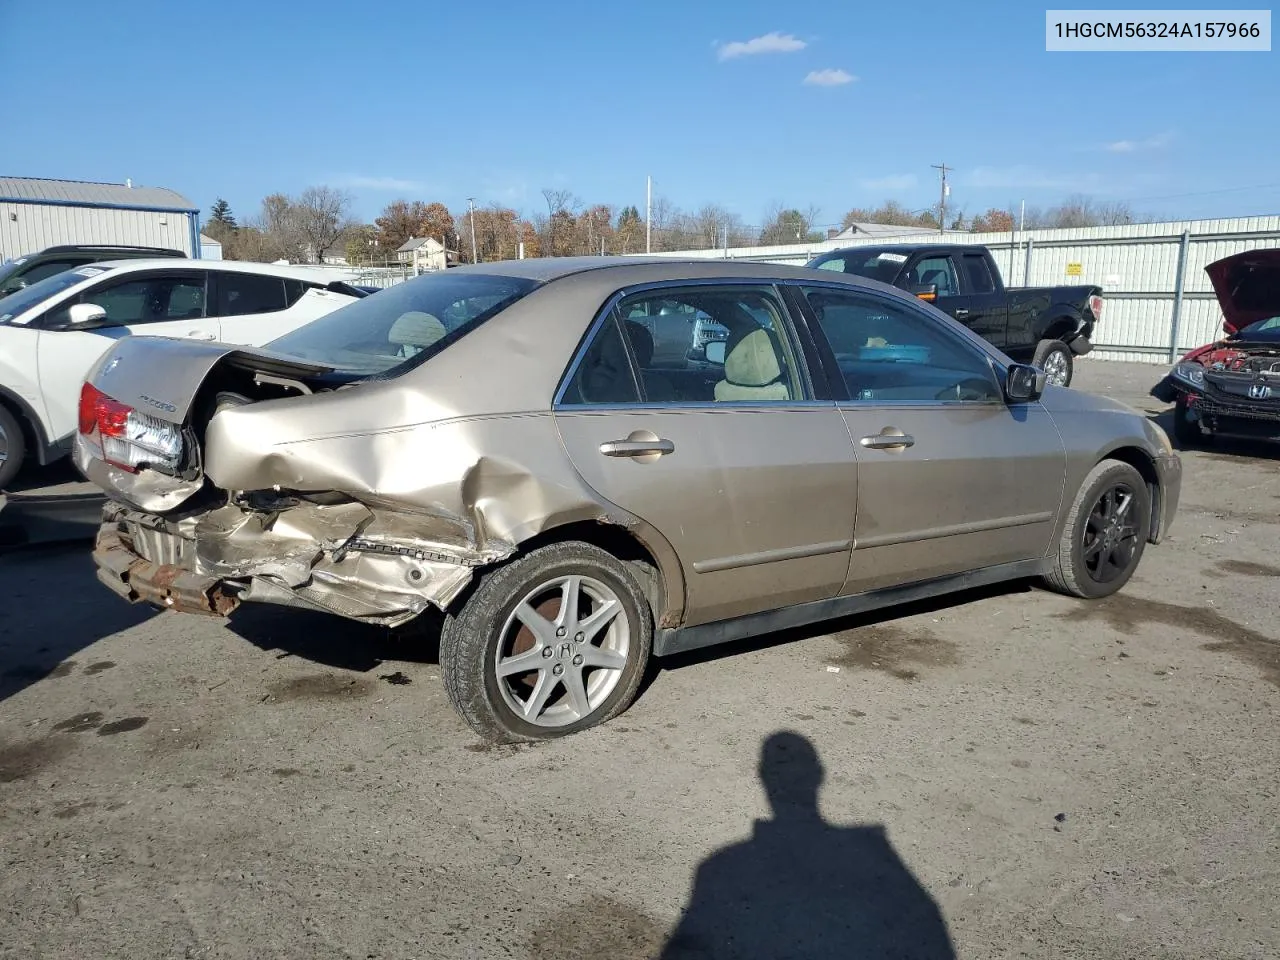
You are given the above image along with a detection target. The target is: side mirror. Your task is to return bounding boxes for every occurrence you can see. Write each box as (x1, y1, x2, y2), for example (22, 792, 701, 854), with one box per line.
(1005, 363, 1047, 402)
(910, 283, 937, 302)
(705, 340, 727, 365)
(66, 303, 109, 329)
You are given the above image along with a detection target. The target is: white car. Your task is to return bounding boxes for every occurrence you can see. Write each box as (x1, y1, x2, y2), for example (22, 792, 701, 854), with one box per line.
(0, 258, 365, 487)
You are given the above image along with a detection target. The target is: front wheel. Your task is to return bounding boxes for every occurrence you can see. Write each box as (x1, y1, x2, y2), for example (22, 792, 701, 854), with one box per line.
(0, 405, 27, 490)
(1042, 459, 1151, 600)
(439, 541, 653, 742)
(1032, 339, 1074, 388)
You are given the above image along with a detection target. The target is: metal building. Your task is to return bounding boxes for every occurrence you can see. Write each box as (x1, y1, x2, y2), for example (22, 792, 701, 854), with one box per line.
(0, 176, 201, 262)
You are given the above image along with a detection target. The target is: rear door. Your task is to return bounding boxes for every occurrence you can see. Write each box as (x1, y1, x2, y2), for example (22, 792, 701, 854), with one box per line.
(954, 251, 1008, 347)
(35, 269, 216, 443)
(554, 282, 858, 627)
(211, 272, 350, 344)
(793, 282, 1066, 594)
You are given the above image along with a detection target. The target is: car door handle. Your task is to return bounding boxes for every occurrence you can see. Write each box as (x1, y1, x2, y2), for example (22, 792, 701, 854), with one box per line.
(860, 429, 914, 451)
(599, 438, 675, 458)
(185, 331, 218, 340)
(953, 308, 969, 317)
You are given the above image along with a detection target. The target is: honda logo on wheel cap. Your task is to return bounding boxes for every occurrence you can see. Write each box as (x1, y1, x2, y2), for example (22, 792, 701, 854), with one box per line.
(1248, 383, 1272, 400)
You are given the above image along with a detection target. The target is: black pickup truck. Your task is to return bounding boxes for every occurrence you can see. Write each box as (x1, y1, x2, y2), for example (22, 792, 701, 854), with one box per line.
(806, 243, 1102, 387)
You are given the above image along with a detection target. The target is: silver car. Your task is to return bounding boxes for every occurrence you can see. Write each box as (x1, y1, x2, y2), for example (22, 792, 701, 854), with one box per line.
(75, 257, 1182, 741)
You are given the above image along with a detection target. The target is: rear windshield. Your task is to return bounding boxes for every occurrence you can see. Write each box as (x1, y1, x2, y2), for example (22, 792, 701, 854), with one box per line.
(0, 266, 107, 324)
(810, 250, 907, 284)
(266, 271, 539, 377)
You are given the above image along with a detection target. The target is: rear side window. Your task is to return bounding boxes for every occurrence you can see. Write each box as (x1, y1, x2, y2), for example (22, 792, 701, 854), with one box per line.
(962, 254, 996, 294)
(216, 273, 288, 316)
(284, 278, 314, 306)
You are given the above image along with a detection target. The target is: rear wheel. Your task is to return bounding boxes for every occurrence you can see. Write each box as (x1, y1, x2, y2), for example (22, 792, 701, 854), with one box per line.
(0, 405, 26, 490)
(1033, 339, 1073, 388)
(439, 541, 653, 742)
(1042, 459, 1151, 600)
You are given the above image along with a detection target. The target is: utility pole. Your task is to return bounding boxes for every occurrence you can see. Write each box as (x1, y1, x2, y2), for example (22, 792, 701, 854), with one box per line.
(645, 176, 652, 253)
(931, 163, 950, 234)
(466, 198, 479, 264)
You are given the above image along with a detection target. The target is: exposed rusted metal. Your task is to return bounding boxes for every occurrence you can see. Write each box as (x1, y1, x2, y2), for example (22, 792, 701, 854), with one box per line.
(93, 523, 239, 618)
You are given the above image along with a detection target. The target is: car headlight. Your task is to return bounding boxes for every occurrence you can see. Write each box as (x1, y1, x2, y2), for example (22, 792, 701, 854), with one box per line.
(1172, 362, 1205, 387)
(1148, 419, 1174, 455)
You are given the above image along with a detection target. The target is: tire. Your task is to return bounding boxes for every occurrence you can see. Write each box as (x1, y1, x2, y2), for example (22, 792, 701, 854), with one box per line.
(1042, 459, 1151, 600)
(1033, 338, 1073, 388)
(0, 405, 26, 490)
(1172, 397, 1209, 448)
(439, 541, 653, 742)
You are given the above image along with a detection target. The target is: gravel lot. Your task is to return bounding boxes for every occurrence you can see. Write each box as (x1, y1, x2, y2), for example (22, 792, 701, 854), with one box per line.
(2, 360, 1277, 960)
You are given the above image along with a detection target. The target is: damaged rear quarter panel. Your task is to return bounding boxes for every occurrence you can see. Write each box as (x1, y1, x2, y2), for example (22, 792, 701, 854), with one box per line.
(199, 273, 688, 623)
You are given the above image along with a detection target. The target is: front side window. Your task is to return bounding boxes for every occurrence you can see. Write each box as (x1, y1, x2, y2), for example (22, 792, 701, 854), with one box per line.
(216, 272, 288, 316)
(560, 285, 805, 405)
(801, 286, 1003, 403)
(1, 266, 112, 324)
(44, 274, 207, 326)
(907, 257, 959, 297)
(267, 272, 538, 378)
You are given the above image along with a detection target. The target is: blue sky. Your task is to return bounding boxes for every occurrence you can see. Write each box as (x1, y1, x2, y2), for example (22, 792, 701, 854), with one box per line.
(3, 1, 1277, 230)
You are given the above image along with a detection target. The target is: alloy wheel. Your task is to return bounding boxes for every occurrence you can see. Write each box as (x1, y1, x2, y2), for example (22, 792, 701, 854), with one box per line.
(1043, 349, 1070, 386)
(1082, 482, 1140, 583)
(494, 574, 630, 728)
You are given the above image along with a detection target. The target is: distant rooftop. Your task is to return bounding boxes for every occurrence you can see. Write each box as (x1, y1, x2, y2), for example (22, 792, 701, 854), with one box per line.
(833, 221, 968, 239)
(0, 176, 198, 213)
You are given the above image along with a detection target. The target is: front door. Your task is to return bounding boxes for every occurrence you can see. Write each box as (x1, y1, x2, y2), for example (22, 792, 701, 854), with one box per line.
(793, 283, 1066, 593)
(36, 270, 217, 444)
(554, 283, 858, 627)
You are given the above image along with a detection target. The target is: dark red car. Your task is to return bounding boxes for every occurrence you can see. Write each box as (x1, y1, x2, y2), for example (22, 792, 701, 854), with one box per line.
(1151, 249, 1280, 446)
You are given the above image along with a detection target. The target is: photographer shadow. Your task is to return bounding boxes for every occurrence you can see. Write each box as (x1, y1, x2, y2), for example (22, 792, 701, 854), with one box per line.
(660, 731, 956, 960)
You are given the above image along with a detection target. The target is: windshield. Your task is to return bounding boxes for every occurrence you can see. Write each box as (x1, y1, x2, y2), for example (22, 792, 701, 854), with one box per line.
(1236, 316, 1280, 338)
(810, 250, 907, 284)
(266, 271, 540, 377)
(0, 265, 106, 324)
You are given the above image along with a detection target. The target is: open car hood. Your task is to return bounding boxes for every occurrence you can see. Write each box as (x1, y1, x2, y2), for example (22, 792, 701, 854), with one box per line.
(1206, 249, 1280, 333)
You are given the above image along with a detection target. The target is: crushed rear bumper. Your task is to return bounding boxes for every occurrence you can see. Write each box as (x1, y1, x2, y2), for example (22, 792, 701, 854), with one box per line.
(94, 522, 239, 617)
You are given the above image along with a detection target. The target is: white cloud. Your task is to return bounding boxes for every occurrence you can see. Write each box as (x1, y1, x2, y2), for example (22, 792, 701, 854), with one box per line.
(860, 174, 917, 191)
(803, 68, 856, 86)
(717, 31, 806, 60)
(338, 175, 426, 192)
(1104, 131, 1174, 153)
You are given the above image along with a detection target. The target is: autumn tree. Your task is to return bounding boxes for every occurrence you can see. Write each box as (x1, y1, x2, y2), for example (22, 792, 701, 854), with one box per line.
(344, 224, 377, 264)
(969, 208, 1015, 233)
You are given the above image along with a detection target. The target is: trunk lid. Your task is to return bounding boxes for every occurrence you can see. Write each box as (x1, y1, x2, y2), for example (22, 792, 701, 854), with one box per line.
(1205, 250, 1280, 333)
(87, 336, 334, 425)
(76, 336, 337, 513)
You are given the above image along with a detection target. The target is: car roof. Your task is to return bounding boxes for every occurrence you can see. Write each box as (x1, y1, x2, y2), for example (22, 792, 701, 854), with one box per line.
(81, 258, 352, 282)
(816, 243, 978, 256)
(456, 255, 872, 284)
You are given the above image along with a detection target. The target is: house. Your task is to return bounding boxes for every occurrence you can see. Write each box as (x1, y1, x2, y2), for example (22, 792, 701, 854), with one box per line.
(396, 236, 459, 272)
(827, 221, 968, 240)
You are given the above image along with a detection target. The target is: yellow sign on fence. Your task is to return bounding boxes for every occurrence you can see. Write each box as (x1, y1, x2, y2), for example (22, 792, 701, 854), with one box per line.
(1065, 262, 1083, 276)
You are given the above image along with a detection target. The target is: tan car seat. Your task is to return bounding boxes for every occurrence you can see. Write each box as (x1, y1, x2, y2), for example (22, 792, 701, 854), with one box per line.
(714, 327, 791, 401)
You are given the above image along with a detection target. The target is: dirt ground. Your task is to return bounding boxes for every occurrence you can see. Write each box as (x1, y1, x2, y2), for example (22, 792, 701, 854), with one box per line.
(1, 360, 1277, 960)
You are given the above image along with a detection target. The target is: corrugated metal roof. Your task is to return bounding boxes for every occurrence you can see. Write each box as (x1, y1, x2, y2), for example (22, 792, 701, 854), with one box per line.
(0, 176, 197, 212)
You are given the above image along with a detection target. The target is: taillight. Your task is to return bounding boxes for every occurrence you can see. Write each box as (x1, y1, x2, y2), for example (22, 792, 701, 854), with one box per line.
(77, 381, 182, 474)
(1089, 294, 1104, 321)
